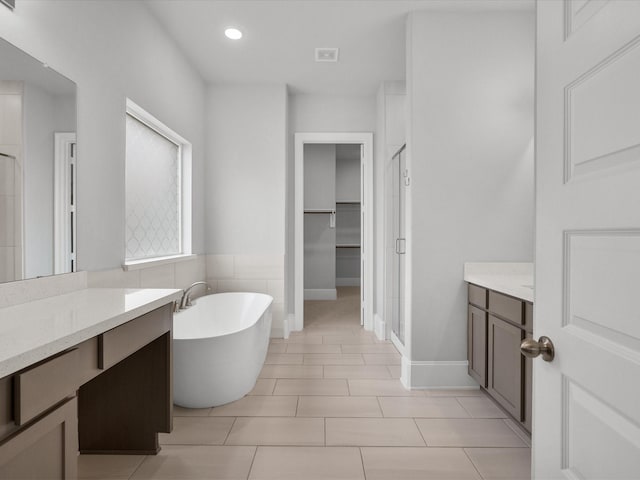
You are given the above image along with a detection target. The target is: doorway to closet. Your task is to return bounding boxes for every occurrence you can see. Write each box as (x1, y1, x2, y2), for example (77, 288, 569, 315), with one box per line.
(293, 132, 373, 335)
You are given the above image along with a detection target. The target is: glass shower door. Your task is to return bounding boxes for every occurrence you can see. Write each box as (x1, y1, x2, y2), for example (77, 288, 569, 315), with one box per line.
(391, 145, 406, 345)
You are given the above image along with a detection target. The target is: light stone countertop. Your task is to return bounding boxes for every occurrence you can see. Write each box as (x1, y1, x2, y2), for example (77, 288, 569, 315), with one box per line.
(464, 262, 534, 303)
(0, 287, 182, 378)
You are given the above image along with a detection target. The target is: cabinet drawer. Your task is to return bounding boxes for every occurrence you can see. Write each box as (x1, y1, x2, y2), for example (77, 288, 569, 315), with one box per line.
(488, 291, 523, 325)
(99, 305, 171, 370)
(468, 284, 487, 308)
(14, 349, 79, 426)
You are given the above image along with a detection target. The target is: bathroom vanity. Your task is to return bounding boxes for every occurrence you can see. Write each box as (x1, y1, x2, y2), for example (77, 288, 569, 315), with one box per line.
(464, 263, 533, 433)
(0, 288, 181, 479)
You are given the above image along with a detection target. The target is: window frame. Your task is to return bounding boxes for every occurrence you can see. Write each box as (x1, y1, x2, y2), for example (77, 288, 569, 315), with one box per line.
(123, 98, 192, 270)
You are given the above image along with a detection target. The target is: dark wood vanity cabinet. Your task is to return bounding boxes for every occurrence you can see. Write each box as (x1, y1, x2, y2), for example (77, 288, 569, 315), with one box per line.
(467, 284, 532, 432)
(0, 303, 174, 479)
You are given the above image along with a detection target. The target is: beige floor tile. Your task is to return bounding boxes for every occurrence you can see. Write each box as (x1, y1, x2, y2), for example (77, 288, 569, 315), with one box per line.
(326, 418, 425, 446)
(225, 417, 324, 445)
(387, 365, 401, 378)
(249, 446, 364, 480)
(457, 395, 508, 418)
(378, 396, 470, 418)
(274, 378, 349, 395)
(415, 418, 528, 447)
(130, 445, 255, 479)
(267, 343, 287, 353)
(283, 335, 324, 344)
(78, 454, 145, 479)
(264, 353, 304, 364)
(304, 353, 365, 365)
(361, 447, 482, 480)
(362, 353, 402, 365)
(423, 388, 483, 397)
(465, 447, 532, 479)
(297, 396, 382, 417)
(286, 343, 342, 354)
(301, 326, 361, 335)
(259, 364, 323, 379)
(209, 396, 298, 417)
(172, 405, 212, 416)
(348, 379, 422, 396)
(324, 365, 391, 379)
(248, 378, 276, 395)
(323, 335, 375, 344)
(159, 417, 235, 445)
(341, 344, 398, 354)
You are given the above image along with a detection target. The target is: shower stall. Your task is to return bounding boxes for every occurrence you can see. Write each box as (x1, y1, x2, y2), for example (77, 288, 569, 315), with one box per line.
(389, 144, 407, 349)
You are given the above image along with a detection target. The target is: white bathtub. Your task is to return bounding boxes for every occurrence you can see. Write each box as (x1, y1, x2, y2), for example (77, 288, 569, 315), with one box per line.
(173, 292, 273, 408)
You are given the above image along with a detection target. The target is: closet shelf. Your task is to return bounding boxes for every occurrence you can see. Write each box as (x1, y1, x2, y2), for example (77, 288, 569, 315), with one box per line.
(304, 209, 335, 214)
(336, 244, 361, 249)
(336, 201, 360, 205)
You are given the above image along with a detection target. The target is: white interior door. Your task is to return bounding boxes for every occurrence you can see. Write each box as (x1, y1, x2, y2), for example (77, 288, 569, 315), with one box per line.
(534, 1, 640, 478)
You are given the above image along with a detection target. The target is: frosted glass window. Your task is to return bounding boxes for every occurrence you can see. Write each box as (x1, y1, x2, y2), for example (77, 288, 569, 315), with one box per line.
(125, 114, 181, 261)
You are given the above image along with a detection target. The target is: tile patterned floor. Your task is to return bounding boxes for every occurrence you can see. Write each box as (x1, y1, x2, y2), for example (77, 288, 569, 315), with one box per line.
(78, 287, 531, 479)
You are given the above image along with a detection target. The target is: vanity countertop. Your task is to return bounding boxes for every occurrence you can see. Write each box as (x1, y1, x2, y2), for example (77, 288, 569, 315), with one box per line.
(0, 287, 182, 378)
(464, 262, 534, 303)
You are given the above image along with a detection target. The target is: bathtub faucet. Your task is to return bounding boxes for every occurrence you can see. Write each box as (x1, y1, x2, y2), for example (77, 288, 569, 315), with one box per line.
(177, 282, 212, 311)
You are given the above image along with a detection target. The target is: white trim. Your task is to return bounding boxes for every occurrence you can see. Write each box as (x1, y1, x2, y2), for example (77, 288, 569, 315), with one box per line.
(335, 277, 360, 287)
(374, 313, 386, 341)
(122, 254, 196, 271)
(53, 132, 76, 274)
(294, 132, 374, 333)
(402, 359, 478, 389)
(304, 289, 337, 300)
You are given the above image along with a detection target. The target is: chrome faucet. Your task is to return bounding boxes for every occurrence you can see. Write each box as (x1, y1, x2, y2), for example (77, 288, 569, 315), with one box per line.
(177, 282, 212, 311)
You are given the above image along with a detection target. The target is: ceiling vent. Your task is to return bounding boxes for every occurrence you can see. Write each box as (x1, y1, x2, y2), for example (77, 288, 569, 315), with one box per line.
(315, 48, 339, 62)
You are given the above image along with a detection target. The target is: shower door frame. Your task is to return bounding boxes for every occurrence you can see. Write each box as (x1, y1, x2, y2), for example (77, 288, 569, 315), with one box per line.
(293, 132, 374, 335)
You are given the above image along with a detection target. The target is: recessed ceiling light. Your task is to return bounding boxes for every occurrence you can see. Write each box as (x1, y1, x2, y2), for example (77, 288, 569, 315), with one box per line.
(225, 28, 243, 40)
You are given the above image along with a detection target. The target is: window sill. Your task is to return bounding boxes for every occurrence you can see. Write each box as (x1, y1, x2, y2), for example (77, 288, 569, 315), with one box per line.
(122, 254, 197, 272)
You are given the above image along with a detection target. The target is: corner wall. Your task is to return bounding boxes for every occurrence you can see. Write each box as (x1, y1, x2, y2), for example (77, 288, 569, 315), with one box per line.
(205, 85, 288, 335)
(405, 11, 535, 387)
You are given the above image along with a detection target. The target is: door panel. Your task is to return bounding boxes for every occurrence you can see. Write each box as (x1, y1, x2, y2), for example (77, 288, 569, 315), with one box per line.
(535, 1, 640, 478)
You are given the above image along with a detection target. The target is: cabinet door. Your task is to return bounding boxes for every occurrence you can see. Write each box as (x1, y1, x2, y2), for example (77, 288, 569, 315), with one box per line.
(0, 397, 78, 480)
(467, 305, 487, 387)
(487, 315, 523, 420)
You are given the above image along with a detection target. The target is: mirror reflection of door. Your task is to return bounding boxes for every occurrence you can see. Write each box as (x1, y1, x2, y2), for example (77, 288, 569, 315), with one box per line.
(54, 132, 76, 274)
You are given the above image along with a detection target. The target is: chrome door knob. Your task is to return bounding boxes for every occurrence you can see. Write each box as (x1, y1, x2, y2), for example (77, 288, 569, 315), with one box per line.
(520, 336, 555, 362)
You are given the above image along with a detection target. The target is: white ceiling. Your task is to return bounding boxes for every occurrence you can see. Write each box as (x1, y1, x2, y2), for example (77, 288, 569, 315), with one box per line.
(145, 0, 534, 96)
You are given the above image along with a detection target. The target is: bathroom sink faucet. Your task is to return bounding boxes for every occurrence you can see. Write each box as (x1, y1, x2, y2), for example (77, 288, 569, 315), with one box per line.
(177, 282, 212, 311)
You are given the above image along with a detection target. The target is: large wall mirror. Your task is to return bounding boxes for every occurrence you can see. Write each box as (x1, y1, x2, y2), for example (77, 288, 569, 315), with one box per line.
(0, 37, 77, 283)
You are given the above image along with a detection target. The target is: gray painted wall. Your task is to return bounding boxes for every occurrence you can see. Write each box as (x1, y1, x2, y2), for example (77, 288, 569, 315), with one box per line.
(406, 11, 534, 364)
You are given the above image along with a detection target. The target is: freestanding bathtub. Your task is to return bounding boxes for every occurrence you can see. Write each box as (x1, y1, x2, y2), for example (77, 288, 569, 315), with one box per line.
(173, 292, 273, 408)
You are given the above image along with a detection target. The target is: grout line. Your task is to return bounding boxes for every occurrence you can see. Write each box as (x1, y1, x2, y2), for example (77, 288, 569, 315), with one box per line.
(295, 395, 300, 417)
(375, 396, 385, 417)
(125, 454, 147, 480)
(222, 417, 238, 445)
(462, 447, 485, 480)
(324, 417, 327, 446)
(246, 445, 259, 480)
(456, 396, 473, 418)
(359, 446, 368, 480)
(413, 417, 428, 447)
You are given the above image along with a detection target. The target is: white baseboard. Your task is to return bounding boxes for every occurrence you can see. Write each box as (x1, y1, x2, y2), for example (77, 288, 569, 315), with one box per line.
(304, 288, 337, 300)
(336, 277, 361, 287)
(374, 313, 386, 341)
(401, 358, 478, 389)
